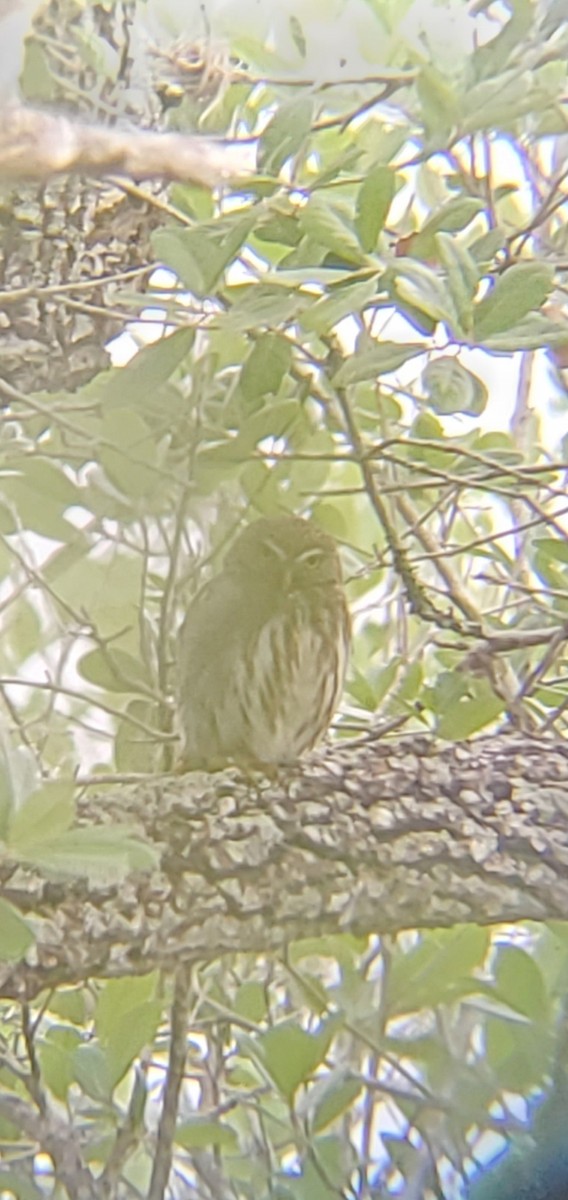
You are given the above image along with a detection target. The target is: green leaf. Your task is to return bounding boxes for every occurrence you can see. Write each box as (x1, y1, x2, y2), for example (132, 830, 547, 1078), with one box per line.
(436, 679, 505, 740)
(45, 987, 86, 1025)
(17, 826, 159, 883)
(387, 927, 490, 1015)
(77, 647, 151, 694)
(300, 276, 379, 336)
(259, 96, 314, 174)
(472, 431, 521, 461)
(73, 1043, 113, 1103)
(96, 973, 159, 1042)
(104, 1000, 163, 1089)
(534, 537, 568, 565)
(417, 66, 460, 138)
(1, 459, 82, 539)
(485, 1015, 550, 1092)
(355, 166, 395, 252)
(421, 196, 485, 239)
(240, 334, 292, 402)
(422, 357, 488, 416)
(309, 1072, 362, 1133)
(0, 732, 37, 840)
(299, 196, 368, 266)
(4, 457, 81, 505)
(407, 411, 450, 467)
(221, 282, 307, 332)
(52, 550, 143, 640)
(474, 262, 554, 340)
(255, 208, 302, 249)
(4, 599, 41, 663)
(8, 781, 74, 853)
(472, 0, 533, 80)
(408, 198, 485, 265)
(463, 68, 535, 131)
(494, 947, 548, 1022)
(289, 935, 363, 967)
(100, 408, 160, 500)
(468, 226, 507, 265)
(436, 232, 480, 334)
(288, 968, 329, 1016)
(332, 342, 424, 385)
(393, 259, 458, 328)
(39, 1025, 82, 1101)
(233, 981, 268, 1023)
(0, 898, 35, 962)
(259, 1021, 334, 1102)
(153, 212, 256, 295)
(294, 1136, 350, 1200)
(480, 312, 568, 352)
(200, 401, 308, 470)
(175, 1119, 238, 1150)
(100, 329, 194, 406)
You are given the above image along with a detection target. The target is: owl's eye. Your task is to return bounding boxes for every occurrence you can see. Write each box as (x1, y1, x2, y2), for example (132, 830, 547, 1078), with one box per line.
(260, 543, 276, 560)
(303, 551, 322, 568)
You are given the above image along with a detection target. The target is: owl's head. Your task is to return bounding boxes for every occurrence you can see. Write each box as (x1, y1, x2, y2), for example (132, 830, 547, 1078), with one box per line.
(225, 516, 343, 592)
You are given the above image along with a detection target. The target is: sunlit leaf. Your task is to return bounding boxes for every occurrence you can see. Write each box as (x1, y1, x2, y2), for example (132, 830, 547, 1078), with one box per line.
(256, 1021, 336, 1102)
(474, 262, 554, 340)
(300, 196, 368, 266)
(300, 276, 379, 335)
(355, 166, 395, 252)
(332, 342, 425, 385)
(175, 1119, 238, 1150)
(259, 96, 314, 174)
(153, 212, 256, 295)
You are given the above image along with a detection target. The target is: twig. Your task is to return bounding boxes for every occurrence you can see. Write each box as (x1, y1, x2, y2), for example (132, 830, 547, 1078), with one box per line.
(148, 965, 191, 1200)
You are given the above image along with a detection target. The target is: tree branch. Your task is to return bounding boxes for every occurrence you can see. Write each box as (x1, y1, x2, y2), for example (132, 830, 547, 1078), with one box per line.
(0, 104, 253, 185)
(0, 1093, 98, 1200)
(148, 966, 191, 1200)
(2, 734, 568, 1001)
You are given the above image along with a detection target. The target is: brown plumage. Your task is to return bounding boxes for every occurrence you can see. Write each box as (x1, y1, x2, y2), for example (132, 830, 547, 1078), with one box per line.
(177, 516, 350, 769)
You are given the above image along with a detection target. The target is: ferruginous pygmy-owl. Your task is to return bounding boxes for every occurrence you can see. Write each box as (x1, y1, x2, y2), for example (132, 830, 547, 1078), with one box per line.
(177, 515, 350, 769)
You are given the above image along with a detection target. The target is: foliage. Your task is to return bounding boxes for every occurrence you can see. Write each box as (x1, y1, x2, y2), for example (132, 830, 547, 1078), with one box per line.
(1, 0, 568, 1196)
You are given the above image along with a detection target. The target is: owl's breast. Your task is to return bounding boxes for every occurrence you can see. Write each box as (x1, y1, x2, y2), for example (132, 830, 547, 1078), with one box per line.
(228, 600, 349, 763)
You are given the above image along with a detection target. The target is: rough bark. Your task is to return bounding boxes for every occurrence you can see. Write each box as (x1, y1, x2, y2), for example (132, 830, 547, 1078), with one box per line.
(2, 732, 568, 1001)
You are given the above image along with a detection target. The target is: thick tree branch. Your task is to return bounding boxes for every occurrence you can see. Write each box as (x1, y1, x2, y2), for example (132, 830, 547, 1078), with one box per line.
(2, 734, 568, 1000)
(0, 104, 253, 185)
